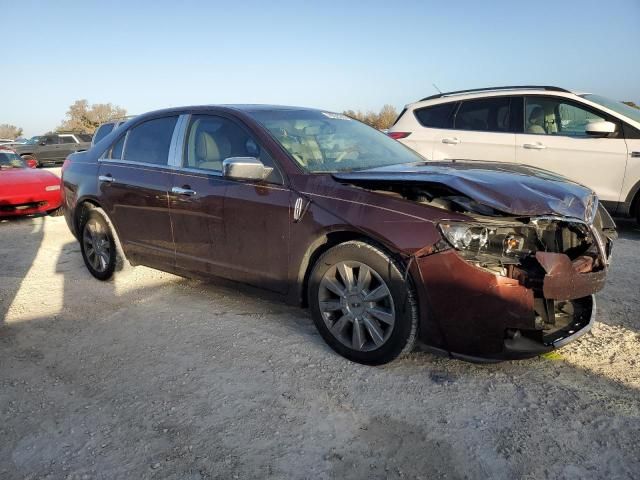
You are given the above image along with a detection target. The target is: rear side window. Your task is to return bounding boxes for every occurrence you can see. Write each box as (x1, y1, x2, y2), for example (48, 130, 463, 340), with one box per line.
(59, 136, 76, 144)
(122, 116, 178, 165)
(455, 97, 512, 132)
(414, 103, 456, 128)
(93, 123, 114, 144)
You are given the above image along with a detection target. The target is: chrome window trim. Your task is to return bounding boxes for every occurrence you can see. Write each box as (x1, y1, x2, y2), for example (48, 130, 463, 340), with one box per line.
(99, 158, 182, 171)
(168, 114, 190, 168)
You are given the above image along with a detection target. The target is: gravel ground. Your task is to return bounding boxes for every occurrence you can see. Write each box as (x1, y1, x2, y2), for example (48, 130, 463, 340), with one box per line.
(1, 202, 639, 479)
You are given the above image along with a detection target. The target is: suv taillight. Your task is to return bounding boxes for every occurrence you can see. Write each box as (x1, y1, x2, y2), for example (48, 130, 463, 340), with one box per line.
(387, 132, 411, 140)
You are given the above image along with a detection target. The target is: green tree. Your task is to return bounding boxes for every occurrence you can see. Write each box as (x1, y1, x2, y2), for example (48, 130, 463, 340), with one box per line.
(623, 101, 639, 110)
(58, 100, 127, 134)
(0, 124, 23, 139)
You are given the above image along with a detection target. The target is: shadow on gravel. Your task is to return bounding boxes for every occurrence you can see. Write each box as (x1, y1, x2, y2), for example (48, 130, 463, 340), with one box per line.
(0, 216, 45, 324)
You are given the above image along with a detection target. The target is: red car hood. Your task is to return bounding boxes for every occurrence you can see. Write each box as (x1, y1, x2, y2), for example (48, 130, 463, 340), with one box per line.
(0, 168, 60, 191)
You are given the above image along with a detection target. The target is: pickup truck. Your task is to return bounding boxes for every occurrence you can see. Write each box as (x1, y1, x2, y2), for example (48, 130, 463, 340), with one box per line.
(13, 133, 92, 167)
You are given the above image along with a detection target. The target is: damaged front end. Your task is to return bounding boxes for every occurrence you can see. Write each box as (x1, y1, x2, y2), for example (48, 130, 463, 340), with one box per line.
(333, 166, 616, 359)
(435, 210, 615, 356)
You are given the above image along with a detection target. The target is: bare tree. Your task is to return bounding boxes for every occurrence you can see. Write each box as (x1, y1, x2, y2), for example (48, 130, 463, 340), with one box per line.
(0, 124, 23, 139)
(58, 100, 127, 134)
(343, 105, 398, 130)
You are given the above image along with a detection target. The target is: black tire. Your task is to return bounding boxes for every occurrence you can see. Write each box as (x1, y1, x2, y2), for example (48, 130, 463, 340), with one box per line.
(79, 208, 118, 281)
(20, 154, 39, 168)
(308, 240, 418, 365)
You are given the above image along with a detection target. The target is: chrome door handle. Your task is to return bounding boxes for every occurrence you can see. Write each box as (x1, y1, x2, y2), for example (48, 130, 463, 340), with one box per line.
(631, 151, 640, 158)
(171, 186, 196, 196)
(523, 143, 546, 150)
(442, 137, 460, 145)
(98, 175, 114, 183)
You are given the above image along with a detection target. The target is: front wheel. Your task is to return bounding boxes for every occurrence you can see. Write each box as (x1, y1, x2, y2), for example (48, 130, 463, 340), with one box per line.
(308, 241, 418, 365)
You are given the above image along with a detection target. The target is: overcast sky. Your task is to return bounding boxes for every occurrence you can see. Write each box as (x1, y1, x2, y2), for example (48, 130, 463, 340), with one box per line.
(3, 0, 640, 136)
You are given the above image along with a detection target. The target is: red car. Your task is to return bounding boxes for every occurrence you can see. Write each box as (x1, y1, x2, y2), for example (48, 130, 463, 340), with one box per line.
(0, 150, 62, 217)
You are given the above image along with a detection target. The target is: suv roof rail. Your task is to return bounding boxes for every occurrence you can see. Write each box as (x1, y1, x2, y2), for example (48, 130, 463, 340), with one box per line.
(418, 85, 572, 102)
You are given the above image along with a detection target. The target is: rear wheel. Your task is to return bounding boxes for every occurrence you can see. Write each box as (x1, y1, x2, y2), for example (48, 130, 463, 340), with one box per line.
(80, 209, 117, 280)
(308, 241, 418, 365)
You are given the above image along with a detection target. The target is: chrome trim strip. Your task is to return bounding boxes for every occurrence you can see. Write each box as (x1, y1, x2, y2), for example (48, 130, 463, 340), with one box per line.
(169, 114, 190, 168)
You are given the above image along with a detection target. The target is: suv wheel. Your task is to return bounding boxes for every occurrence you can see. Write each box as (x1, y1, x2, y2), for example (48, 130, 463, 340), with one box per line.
(308, 241, 418, 365)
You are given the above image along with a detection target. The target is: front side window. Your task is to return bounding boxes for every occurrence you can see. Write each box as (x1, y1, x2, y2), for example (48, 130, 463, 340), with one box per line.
(183, 114, 282, 183)
(248, 109, 423, 173)
(454, 97, 512, 132)
(525, 97, 606, 137)
(414, 102, 456, 128)
(122, 116, 177, 165)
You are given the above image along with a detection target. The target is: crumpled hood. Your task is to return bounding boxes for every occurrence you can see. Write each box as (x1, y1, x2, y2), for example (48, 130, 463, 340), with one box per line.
(333, 161, 596, 221)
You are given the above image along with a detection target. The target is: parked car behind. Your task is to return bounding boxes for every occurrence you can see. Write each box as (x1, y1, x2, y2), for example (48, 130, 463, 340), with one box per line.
(62, 105, 615, 364)
(389, 86, 640, 222)
(91, 117, 134, 146)
(13, 132, 91, 167)
(0, 150, 62, 217)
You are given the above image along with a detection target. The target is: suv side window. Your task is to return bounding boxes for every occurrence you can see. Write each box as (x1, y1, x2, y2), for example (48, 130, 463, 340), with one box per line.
(59, 135, 76, 144)
(183, 114, 283, 183)
(454, 97, 512, 132)
(525, 97, 607, 137)
(414, 102, 456, 128)
(44, 135, 58, 145)
(122, 116, 178, 165)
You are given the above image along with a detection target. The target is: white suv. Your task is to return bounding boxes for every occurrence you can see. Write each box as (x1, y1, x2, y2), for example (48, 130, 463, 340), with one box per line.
(389, 86, 640, 221)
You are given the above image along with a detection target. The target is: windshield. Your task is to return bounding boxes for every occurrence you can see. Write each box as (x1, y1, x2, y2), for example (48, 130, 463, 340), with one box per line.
(248, 109, 424, 172)
(25, 136, 41, 145)
(0, 151, 26, 168)
(581, 94, 640, 124)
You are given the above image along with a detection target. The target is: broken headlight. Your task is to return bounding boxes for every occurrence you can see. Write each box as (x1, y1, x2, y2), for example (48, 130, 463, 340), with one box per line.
(438, 222, 536, 265)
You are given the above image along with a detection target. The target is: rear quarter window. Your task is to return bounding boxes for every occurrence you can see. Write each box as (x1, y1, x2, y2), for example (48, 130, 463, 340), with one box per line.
(413, 103, 456, 128)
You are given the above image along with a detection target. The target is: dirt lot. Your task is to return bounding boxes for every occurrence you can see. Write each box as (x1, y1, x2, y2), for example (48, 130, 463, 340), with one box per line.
(1, 186, 639, 479)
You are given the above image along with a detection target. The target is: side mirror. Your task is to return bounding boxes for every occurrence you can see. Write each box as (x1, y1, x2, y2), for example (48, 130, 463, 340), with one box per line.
(585, 121, 616, 137)
(39, 140, 47, 145)
(222, 157, 273, 181)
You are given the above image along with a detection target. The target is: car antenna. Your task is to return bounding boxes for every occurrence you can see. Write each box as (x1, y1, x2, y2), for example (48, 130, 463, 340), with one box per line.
(432, 83, 442, 94)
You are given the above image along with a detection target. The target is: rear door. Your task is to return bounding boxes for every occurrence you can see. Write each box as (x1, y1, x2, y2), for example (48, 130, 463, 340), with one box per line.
(97, 115, 178, 271)
(58, 135, 78, 161)
(432, 96, 518, 162)
(38, 135, 60, 163)
(515, 96, 628, 203)
(169, 113, 291, 292)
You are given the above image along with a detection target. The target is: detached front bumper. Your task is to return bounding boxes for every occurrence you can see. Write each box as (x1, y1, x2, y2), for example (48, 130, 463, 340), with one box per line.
(414, 249, 603, 361)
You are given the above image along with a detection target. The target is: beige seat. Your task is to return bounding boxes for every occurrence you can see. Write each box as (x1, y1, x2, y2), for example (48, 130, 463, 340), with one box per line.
(526, 107, 547, 134)
(194, 131, 231, 171)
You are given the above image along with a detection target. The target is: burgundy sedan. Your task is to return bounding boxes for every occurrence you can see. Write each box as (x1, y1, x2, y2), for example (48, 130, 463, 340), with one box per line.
(61, 106, 616, 364)
(0, 150, 62, 217)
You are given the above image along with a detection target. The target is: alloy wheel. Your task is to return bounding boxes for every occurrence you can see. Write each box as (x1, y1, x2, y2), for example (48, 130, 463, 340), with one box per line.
(318, 260, 396, 352)
(82, 217, 111, 273)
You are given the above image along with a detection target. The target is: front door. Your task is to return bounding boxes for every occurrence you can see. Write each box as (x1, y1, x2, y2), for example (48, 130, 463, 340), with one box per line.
(516, 96, 628, 203)
(170, 113, 291, 292)
(97, 115, 178, 270)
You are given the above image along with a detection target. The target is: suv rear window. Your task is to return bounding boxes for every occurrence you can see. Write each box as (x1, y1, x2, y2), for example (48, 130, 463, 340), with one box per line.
(93, 123, 114, 144)
(414, 103, 456, 128)
(122, 116, 178, 165)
